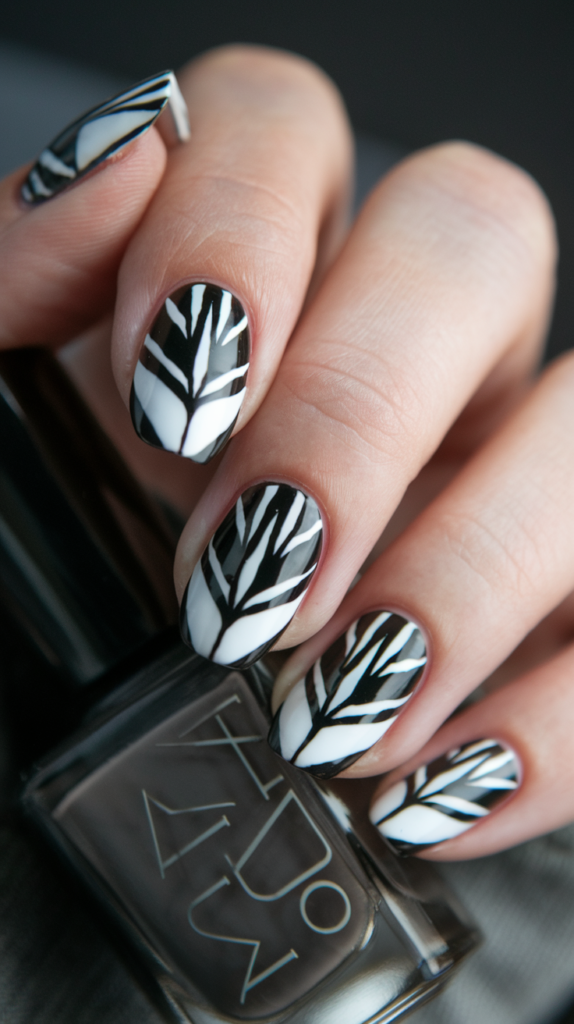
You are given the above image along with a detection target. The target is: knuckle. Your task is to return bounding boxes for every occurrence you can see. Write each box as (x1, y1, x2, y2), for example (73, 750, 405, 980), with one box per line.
(375, 141, 557, 280)
(284, 346, 428, 469)
(441, 506, 547, 602)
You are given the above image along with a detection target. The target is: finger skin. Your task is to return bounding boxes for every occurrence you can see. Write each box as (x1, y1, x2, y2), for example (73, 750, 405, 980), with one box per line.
(112, 45, 353, 446)
(0, 129, 167, 348)
(275, 351, 574, 778)
(175, 141, 555, 661)
(369, 641, 574, 860)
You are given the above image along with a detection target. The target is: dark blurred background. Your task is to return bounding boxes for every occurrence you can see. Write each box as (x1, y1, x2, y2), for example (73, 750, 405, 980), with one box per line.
(2, 0, 573, 358)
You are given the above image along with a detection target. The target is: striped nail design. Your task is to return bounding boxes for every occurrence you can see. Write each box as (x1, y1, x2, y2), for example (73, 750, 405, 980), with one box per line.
(22, 71, 189, 204)
(268, 611, 426, 778)
(370, 739, 519, 854)
(130, 284, 250, 464)
(180, 483, 322, 668)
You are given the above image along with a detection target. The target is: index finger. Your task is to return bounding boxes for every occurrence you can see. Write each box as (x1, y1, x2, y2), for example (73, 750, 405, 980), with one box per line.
(112, 45, 353, 463)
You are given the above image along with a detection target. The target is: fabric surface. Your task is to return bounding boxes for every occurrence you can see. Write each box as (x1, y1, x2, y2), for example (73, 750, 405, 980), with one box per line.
(1, 38, 574, 1024)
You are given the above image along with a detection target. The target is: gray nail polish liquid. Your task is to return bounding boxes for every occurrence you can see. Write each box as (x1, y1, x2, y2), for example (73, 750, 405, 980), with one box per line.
(0, 349, 479, 1024)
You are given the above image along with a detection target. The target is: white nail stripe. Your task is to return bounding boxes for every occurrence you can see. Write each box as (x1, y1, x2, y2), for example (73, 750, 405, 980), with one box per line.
(133, 361, 187, 450)
(29, 169, 51, 196)
(414, 766, 427, 792)
(313, 660, 328, 709)
(279, 680, 314, 761)
(371, 621, 417, 674)
(351, 612, 391, 659)
(331, 694, 411, 718)
(190, 284, 206, 335)
(216, 290, 232, 341)
(377, 656, 427, 676)
(235, 497, 246, 543)
(378, 804, 473, 845)
(200, 363, 249, 397)
(468, 750, 515, 778)
(417, 755, 489, 798)
(76, 109, 154, 170)
(212, 593, 305, 665)
(294, 719, 394, 767)
(282, 517, 323, 555)
(208, 540, 230, 601)
(451, 739, 497, 762)
(192, 307, 212, 397)
(234, 515, 278, 606)
(425, 794, 489, 817)
(273, 491, 306, 554)
(181, 389, 245, 457)
(38, 148, 75, 177)
(184, 562, 222, 658)
(221, 314, 248, 346)
(467, 777, 517, 790)
(248, 485, 278, 543)
(165, 296, 187, 337)
(144, 335, 189, 390)
(242, 563, 317, 609)
(327, 645, 385, 712)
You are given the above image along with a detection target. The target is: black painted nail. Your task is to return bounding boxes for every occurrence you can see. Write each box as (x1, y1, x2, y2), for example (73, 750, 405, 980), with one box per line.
(180, 483, 323, 667)
(268, 611, 426, 778)
(370, 739, 519, 854)
(21, 70, 189, 204)
(130, 283, 250, 464)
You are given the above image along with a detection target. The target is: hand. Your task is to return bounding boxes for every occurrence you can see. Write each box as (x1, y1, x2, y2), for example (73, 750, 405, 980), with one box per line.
(1, 46, 564, 864)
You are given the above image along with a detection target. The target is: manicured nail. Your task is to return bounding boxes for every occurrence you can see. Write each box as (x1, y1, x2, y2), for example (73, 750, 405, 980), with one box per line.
(268, 611, 426, 778)
(130, 284, 250, 464)
(21, 70, 189, 204)
(180, 483, 323, 668)
(370, 739, 519, 855)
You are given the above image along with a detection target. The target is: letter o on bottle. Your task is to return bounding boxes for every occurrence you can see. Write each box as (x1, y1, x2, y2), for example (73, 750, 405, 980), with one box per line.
(299, 880, 351, 934)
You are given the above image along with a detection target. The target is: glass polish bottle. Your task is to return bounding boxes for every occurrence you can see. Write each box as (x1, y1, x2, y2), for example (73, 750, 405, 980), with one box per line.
(0, 348, 480, 1024)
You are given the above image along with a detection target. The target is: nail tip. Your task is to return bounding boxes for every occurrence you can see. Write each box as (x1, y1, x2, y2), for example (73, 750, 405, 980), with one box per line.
(22, 70, 188, 204)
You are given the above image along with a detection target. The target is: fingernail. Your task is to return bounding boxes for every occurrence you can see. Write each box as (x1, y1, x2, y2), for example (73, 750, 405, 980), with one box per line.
(21, 70, 189, 204)
(130, 284, 250, 464)
(180, 483, 323, 667)
(268, 611, 426, 778)
(369, 739, 519, 855)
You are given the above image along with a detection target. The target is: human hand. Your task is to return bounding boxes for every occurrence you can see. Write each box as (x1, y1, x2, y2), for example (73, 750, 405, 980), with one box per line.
(1, 46, 564, 864)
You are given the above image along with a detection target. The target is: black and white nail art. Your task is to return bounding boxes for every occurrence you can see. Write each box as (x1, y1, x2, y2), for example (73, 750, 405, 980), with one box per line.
(130, 284, 250, 464)
(22, 71, 189, 204)
(268, 611, 427, 779)
(180, 483, 323, 668)
(370, 739, 518, 854)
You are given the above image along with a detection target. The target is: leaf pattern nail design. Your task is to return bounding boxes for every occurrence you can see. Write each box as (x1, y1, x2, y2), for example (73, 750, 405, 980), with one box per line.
(180, 483, 323, 668)
(21, 70, 189, 204)
(268, 611, 426, 779)
(130, 284, 250, 464)
(370, 739, 519, 854)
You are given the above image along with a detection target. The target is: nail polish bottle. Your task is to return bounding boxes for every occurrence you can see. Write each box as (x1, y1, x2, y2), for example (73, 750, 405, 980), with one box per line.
(1, 348, 480, 1024)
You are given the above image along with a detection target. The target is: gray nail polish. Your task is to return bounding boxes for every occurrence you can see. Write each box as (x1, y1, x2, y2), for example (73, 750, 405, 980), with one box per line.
(130, 283, 250, 463)
(180, 483, 323, 667)
(370, 739, 519, 854)
(269, 610, 426, 778)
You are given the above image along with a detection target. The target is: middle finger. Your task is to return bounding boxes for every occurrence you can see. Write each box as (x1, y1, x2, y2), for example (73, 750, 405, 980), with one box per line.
(177, 140, 555, 669)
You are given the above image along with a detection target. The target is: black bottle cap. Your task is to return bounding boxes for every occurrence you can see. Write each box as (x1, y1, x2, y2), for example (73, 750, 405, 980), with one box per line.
(0, 347, 179, 687)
